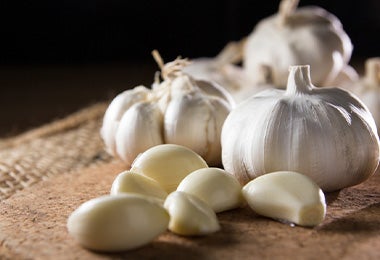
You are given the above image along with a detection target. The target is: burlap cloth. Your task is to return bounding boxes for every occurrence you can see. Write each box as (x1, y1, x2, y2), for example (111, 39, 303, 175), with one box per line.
(0, 103, 379, 259)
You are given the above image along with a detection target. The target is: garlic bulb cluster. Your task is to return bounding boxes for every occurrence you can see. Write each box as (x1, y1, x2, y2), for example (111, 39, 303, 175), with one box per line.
(243, 0, 353, 87)
(101, 53, 234, 166)
(221, 65, 380, 192)
(344, 58, 380, 133)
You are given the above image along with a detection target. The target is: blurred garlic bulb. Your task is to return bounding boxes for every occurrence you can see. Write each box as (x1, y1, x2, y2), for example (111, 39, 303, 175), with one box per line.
(221, 65, 379, 192)
(182, 40, 266, 104)
(100, 51, 234, 166)
(344, 58, 380, 132)
(243, 0, 353, 87)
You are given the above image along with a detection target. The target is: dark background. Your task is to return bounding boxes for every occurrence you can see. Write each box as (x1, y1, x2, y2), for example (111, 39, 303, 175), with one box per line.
(0, 0, 379, 136)
(1, 0, 379, 64)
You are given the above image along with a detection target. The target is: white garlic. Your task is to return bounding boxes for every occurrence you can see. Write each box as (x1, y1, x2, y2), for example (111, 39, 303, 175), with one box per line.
(100, 86, 152, 156)
(327, 65, 359, 87)
(242, 171, 326, 227)
(67, 194, 169, 252)
(221, 65, 380, 192)
(131, 144, 208, 193)
(243, 0, 353, 87)
(100, 53, 234, 166)
(182, 40, 256, 101)
(343, 58, 380, 133)
(177, 167, 243, 213)
(110, 171, 168, 201)
(164, 191, 220, 236)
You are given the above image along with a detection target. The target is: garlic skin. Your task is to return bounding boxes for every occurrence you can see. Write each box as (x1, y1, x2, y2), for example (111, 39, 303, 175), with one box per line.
(177, 168, 243, 213)
(221, 65, 380, 192)
(110, 171, 168, 201)
(131, 144, 208, 193)
(242, 171, 326, 227)
(243, 0, 353, 87)
(343, 58, 380, 133)
(327, 65, 359, 87)
(164, 191, 220, 236)
(100, 55, 234, 166)
(100, 86, 152, 155)
(67, 194, 169, 252)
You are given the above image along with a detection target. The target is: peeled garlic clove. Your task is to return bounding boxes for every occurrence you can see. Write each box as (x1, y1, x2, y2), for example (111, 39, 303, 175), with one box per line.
(177, 168, 243, 213)
(67, 194, 169, 252)
(110, 171, 168, 201)
(242, 171, 326, 227)
(115, 102, 164, 165)
(164, 191, 220, 236)
(131, 144, 208, 193)
(100, 86, 151, 155)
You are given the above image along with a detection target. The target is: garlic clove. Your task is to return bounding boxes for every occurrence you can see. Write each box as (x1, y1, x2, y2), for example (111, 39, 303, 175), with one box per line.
(164, 191, 220, 236)
(67, 194, 169, 252)
(115, 101, 164, 166)
(164, 88, 231, 166)
(100, 86, 151, 155)
(130, 144, 208, 193)
(110, 171, 168, 201)
(177, 167, 243, 213)
(242, 171, 326, 227)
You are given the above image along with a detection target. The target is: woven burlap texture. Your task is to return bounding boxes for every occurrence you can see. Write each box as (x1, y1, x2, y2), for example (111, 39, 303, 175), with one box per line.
(0, 103, 113, 201)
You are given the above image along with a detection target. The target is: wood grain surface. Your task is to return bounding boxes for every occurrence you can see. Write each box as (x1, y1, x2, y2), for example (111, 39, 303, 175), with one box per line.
(0, 161, 379, 260)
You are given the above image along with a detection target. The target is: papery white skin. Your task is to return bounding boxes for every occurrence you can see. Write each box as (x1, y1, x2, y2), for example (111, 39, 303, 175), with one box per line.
(343, 58, 380, 133)
(243, 0, 353, 87)
(242, 171, 326, 227)
(100, 86, 151, 155)
(182, 41, 269, 104)
(221, 65, 380, 192)
(100, 54, 235, 166)
(327, 65, 359, 87)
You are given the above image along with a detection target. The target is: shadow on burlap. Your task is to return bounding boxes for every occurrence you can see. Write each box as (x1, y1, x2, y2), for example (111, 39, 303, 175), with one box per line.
(0, 103, 113, 201)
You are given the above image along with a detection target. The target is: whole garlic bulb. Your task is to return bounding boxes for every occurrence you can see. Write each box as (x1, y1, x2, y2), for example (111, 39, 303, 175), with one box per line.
(221, 65, 379, 192)
(100, 52, 234, 166)
(343, 58, 380, 133)
(243, 0, 353, 87)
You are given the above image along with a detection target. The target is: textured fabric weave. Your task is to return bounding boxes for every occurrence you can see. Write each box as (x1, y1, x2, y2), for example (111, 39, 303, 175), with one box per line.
(0, 103, 112, 200)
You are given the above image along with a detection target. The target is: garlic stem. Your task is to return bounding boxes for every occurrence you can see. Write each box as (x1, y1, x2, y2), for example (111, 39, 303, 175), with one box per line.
(278, 0, 299, 26)
(285, 65, 314, 96)
(151, 50, 191, 81)
(365, 58, 380, 87)
(215, 38, 246, 66)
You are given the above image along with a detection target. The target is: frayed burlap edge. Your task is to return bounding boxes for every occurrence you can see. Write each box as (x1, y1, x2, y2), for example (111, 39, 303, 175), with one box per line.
(0, 102, 114, 201)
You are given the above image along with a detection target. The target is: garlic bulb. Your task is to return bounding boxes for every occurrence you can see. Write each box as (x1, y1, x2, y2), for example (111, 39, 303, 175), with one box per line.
(243, 0, 353, 87)
(221, 65, 380, 192)
(343, 58, 380, 133)
(100, 52, 234, 166)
